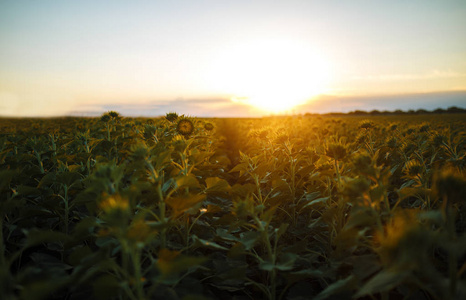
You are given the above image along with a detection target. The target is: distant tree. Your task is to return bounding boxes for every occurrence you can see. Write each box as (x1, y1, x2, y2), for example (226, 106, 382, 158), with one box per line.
(415, 109, 428, 114)
(370, 110, 381, 115)
(433, 108, 445, 114)
(348, 110, 366, 115)
(447, 106, 465, 113)
(407, 109, 415, 114)
(393, 109, 404, 115)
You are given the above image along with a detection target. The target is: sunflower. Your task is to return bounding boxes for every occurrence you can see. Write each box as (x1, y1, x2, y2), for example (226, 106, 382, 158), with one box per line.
(432, 134, 446, 147)
(176, 118, 194, 136)
(204, 122, 214, 131)
(403, 159, 423, 177)
(100, 114, 111, 122)
(359, 119, 374, 130)
(99, 194, 129, 214)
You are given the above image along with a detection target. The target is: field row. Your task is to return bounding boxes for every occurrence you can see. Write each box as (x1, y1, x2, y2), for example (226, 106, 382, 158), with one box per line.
(0, 112, 465, 299)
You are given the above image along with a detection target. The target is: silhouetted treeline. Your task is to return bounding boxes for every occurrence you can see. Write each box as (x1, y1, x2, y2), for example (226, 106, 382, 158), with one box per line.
(305, 106, 466, 116)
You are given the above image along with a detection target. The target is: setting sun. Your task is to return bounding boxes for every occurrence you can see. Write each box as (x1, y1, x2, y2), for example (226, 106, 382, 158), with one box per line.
(207, 38, 332, 113)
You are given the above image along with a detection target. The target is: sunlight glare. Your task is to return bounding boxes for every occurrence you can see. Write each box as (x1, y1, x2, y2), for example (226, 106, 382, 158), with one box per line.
(208, 38, 331, 113)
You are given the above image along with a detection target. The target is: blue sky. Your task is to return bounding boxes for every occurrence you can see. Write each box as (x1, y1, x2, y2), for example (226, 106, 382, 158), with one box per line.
(1, 0, 465, 116)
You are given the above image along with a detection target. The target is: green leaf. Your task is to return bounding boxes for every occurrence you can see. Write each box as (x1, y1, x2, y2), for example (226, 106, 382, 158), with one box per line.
(349, 254, 381, 280)
(301, 192, 329, 209)
(343, 207, 377, 230)
(355, 269, 410, 298)
(239, 231, 262, 250)
(288, 269, 325, 282)
(275, 223, 289, 240)
(227, 242, 246, 257)
(314, 275, 357, 300)
(73, 217, 98, 239)
(175, 174, 201, 189)
(154, 149, 173, 170)
(261, 206, 277, 225)
(157, 249, 207, 276)
(0, 169, 18, 191)
(24, 229, 73, 248)
(20, 277, 69, 300)
(162, 178, 175, 193)
(30, 252, 72, 272)
(229, 183, 256, 197)
(98, 140, 113, 152)
(254, 163, 269, 178)
(369, 185, 385, 202)
(68, 246, 93, 266)
(418, 210, 443, 225)
(92, 274, 121, 300)
(38, 173, 56, 188)
(215, 228, 237, 242)
(282, 238, 308, 254)
(400, 179, 415, 189)
(166, 194, 206, 217)
(229, 162, 249, 177)
(259, 252, 296, 271)
(192, 235, 228, 251)
(205, 177, 230, 193)
(182, 296, 211, 300)
(397, 187, 427, 201)
(17, 185, 42, 197)
(57, 171, 82, 187)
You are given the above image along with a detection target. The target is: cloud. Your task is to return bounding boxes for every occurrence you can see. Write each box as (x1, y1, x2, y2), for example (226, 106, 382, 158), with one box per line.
(68, 97, 263, 117)
(297, 91, 466, 113)
(74, 91, 466, 117)
(4, 91, 466, 118)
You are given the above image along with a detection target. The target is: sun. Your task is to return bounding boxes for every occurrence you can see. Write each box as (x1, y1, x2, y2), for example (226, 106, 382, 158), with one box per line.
(207, 38, 332, 113)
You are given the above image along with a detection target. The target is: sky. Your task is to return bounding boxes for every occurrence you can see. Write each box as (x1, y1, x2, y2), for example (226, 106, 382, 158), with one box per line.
(0, 0, 465, 117)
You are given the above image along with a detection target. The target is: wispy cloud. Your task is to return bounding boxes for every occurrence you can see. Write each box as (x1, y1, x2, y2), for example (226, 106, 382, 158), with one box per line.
(68, 97, 263, 117)
(297, 91, 466, 113)
(4, 91, 466, 118)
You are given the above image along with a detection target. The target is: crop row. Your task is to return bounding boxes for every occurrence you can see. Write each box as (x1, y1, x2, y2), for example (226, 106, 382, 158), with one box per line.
(0, 112, 465, 299)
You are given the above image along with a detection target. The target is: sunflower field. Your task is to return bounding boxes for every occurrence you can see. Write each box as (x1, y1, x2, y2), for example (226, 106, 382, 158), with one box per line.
(0, 112, 466, 300)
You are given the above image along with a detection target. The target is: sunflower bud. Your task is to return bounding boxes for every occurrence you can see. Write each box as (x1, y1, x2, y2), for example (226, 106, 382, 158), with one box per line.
(165, 112, 179, 122)
(325, 143, 347, 161)
(108, 111, 121, 120)
(351, 153, 376, 177)
(433, 169, 466, 205)
(342, 177, 371, 199)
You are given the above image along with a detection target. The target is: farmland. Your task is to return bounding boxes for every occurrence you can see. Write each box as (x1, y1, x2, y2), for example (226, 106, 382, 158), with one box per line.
(1, 112, 465, 299)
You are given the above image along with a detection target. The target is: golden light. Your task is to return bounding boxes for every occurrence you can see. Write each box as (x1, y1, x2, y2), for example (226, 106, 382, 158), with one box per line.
(207, 38, 332, 113)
